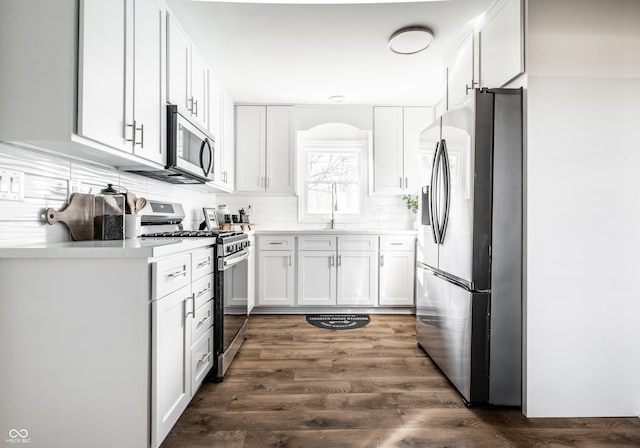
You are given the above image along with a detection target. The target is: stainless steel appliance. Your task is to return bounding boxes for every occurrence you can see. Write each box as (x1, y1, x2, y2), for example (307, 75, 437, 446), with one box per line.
(416, 88, 522, 407)
(127, 105, 215, 184)
(139, 201, 250, 381)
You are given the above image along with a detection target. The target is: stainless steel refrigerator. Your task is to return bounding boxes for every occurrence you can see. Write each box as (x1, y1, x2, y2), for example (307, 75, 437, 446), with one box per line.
(416, 88, 522, 407)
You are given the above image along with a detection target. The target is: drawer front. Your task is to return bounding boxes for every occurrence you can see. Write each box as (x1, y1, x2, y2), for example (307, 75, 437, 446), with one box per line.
(191, 328, 214, 393)
(380, 235, 416, 251)
(192, 273, 214, 309)
(298, 235, 336, 251)
(258, 235, 295, 250)
(337, 235, 378, 251)
(153, 253, 191, 299)
(192, 299, 214, 342)
(192, 247, 214, 281)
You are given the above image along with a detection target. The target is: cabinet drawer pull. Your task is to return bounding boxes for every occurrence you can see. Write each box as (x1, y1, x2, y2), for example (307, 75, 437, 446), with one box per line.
(167, 268, 188, 279)
(391, 242, 404, 245)
(185, 294, 195, 317)
(197, 259, 212, 268)
(380, 254, 385, 267)
(337, 254, 342, 267)
(196, 313, 211, 329)
(330, 255, 335, 267)
(197, 352, 210, 365)
(196, 285, 211, 298)
(269, 242, 284, 245)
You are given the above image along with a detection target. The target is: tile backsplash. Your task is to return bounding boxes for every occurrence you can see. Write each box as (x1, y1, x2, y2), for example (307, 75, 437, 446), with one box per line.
(0, 142, 218, 247)
(217, 193, 417, 231)
(0, 142, 417, 247)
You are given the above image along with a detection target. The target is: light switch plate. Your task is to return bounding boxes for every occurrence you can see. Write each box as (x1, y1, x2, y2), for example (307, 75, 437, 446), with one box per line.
(0, 168, 24, 201)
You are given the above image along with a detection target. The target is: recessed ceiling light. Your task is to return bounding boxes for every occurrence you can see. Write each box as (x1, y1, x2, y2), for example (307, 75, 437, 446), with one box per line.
(329, 95, 345, 103)
(388, 26, 434, 55)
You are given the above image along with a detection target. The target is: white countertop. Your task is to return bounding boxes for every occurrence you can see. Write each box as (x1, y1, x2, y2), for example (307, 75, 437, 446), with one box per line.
(0, 237, 217, 259)
(255, 229, 417, 236)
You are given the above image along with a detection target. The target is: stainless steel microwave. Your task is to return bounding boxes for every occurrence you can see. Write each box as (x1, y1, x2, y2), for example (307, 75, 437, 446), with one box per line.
(127, 105, 215, 184)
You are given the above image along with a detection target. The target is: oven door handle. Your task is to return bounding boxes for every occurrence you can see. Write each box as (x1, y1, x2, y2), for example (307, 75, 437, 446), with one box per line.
(218, 250, 249, 271)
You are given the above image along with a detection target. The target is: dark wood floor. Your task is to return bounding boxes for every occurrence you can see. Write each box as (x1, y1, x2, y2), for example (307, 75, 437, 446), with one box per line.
(161, 315, 640, 447)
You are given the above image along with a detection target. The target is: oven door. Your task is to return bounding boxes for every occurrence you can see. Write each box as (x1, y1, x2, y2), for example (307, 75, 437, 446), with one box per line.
(218, 249, 249, 356)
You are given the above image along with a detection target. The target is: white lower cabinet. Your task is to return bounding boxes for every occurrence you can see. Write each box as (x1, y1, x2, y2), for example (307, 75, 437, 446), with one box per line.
(255, 233, 415, 311)
(151, 246, 215, 448)
(257, 236, 295, 306)
(337, 250, 378, 306)
(379, 236, 416, 306)
(297, 250, 337, 305)
(297, 235, 378, 307)
(151, 285, 192, 448)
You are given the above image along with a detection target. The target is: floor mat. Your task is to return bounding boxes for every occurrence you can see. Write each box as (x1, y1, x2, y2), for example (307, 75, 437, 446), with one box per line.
(306, 314, 370, 330)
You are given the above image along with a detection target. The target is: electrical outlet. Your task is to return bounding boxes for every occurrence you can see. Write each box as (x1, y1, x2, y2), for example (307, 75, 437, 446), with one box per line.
(0, 168, 24, 201)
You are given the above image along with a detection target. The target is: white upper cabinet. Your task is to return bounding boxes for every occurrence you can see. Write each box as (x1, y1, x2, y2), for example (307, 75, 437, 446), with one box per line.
(190, 48, 209, 127)
(222, 92, 236, 190)
(167, 13, 190, 114)
(236, 106, 267, 192)
(166, 13, 208, 128)
(207, 75, 234, 191)
(132, 0, 165, 164)
(445, 31, 475, 110)
(77, 0, 127, 153)
(236, 105, 295, 193)
(478, 0, 524, 88)
(0, 0, 165, 167)
(79, 0, 165, 165)
(373, 106, 432, 195)
(373, 107, 404, 194)
(266, 106, 295, 193)
(402, 107, 433, 193)
(443, 0, 524, 112)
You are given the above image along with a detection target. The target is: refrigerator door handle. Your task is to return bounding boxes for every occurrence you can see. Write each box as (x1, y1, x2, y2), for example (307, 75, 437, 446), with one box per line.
(418, 262, 475, 293)
(429, 141, 442, 244)
(439, 139, 451, 243)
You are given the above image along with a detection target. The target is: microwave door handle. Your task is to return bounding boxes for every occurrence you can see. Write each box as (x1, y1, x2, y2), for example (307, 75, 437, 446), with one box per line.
(200, 138, 212, 177)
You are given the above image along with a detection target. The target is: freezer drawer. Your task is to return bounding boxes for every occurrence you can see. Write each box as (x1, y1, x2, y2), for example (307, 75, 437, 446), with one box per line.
(416, 266, 489, 405)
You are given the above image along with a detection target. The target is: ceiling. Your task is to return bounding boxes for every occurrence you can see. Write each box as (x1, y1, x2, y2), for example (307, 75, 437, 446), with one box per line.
(164, 0, 495, 106)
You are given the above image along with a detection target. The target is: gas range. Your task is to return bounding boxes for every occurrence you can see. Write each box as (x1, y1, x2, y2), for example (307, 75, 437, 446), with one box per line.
(138, 200, 250, 383)
(138, 201, 249, 256)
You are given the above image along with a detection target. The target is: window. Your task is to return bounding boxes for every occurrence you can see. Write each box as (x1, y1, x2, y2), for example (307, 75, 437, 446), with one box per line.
(298, 124, 369, 223)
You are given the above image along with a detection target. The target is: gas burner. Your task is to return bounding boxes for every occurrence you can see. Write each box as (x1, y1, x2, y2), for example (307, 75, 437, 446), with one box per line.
(140, 230, 244, 238)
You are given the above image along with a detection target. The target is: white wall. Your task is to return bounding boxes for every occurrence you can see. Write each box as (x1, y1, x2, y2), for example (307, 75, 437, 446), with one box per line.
(524, 0, 640, 417)
(0, 143, 217, 246)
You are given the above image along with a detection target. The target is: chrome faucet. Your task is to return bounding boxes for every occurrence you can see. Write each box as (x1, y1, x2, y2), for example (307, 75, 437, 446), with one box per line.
(330, 182, 336, 229)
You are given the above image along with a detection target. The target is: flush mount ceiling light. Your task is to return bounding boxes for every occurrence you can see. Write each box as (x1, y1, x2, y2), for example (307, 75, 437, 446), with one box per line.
(388, 26, 434, 55)
(329, 95, 345, 103)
